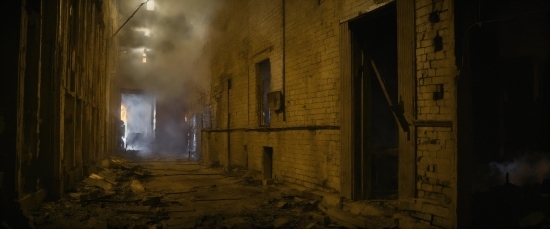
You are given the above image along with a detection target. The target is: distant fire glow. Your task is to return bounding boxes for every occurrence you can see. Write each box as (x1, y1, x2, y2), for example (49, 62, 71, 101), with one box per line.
(121, 94, 156, 153)
(121, 105, 127, 123)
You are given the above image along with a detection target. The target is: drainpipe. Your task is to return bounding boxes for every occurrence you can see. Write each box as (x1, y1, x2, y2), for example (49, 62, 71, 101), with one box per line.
(282, 0, 286, 121)
(227, 79, 231, 168)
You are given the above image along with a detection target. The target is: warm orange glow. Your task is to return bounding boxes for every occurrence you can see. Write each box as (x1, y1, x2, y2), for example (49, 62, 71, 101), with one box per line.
(121, 104, 127, 123)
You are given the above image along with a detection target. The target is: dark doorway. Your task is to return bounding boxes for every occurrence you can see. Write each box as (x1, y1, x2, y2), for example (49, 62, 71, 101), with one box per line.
(348, 2, 398, 200)
(263, 147, 273, 179)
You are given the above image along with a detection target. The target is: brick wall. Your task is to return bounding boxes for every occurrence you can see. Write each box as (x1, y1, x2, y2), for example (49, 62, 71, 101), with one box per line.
(204, 0, 397, 192)
(204, 1, 461, 226)
(399, 0, 459, 227)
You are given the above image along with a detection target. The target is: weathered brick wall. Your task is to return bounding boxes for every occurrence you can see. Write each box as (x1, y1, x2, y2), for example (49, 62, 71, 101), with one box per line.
(204, 0, 397, 192)
(204, 2, 461, 221)
(399, 0, 458, 227)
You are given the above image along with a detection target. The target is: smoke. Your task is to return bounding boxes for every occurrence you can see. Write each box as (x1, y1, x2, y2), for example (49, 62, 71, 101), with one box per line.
(118, 0, 221, 101)
(116, 0, 222, 156)
(474, 151, 550, 191)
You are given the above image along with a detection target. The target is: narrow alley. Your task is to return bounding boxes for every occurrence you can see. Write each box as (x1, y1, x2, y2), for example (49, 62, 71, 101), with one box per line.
(1, 0, 550, 228)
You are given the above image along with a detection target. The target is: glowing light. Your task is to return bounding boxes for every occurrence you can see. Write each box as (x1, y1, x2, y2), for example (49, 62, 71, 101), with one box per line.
(135, 28, 151, 37)
(121, 104, 127, 124)
(143, 53, 146, 57)
(143, 58, 147, 63)
(146, 0, 155, 11)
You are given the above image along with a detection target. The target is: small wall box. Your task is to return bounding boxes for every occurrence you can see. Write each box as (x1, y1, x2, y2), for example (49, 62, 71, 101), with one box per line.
(267, 91, 283, 111)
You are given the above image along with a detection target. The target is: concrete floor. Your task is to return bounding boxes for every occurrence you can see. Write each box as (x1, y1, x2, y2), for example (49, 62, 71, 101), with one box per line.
(25, 158, 353, 229)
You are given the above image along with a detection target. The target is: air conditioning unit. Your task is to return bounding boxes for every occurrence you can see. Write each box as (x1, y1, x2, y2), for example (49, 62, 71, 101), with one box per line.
(267, 91, 283, 112)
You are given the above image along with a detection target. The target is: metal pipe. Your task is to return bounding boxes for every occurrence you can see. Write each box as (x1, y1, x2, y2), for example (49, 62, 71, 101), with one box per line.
(110, 0, 149, 39)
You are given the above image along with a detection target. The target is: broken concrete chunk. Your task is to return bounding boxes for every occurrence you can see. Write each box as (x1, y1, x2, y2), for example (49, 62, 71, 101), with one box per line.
(302, 191, 323, 202)
(131, 180, 145, 193)
(83, 178, 112, 191)
(272, 217, 290, 228)
(276, 201, 291, 209)
(69, 192, 82, 199)
(142, 196, 162, 206)
(310, 213, 331, 226)
(321, 194, 342, 209)
(98, 169, 117, 184)
(89, 173, 104, 180)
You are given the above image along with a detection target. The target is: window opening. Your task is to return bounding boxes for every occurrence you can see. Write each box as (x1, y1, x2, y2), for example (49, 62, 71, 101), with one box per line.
(257, 60, 271, 126)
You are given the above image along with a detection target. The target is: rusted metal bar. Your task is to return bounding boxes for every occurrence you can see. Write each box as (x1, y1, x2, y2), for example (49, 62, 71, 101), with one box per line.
(370, 60, 410, 133)
(111, 0, 149, 39)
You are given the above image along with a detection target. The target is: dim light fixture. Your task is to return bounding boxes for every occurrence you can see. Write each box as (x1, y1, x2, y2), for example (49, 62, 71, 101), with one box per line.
(146, 0, 155, 11)
(143, 58, 147, 63)
(143, 53, 146, 57)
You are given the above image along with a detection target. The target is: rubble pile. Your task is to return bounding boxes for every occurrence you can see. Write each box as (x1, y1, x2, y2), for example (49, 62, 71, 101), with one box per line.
(25, 157, 356, 229)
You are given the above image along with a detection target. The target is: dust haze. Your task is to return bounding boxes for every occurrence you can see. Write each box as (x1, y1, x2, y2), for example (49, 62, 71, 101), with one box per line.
(116, 0, 222, 156)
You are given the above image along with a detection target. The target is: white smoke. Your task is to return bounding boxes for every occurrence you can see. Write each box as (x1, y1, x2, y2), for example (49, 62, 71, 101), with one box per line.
(116, 0, 223, 156)
(489, 153, 550, 186)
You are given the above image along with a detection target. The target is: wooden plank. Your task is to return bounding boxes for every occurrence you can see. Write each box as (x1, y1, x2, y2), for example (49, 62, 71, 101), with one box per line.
(339, 22, 352, 200)
(397, 0, 416, 199)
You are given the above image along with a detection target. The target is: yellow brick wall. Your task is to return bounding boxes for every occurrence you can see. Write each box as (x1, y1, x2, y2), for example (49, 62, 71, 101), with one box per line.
(204, 1, 460, 220)
(402, 0, 458, 227)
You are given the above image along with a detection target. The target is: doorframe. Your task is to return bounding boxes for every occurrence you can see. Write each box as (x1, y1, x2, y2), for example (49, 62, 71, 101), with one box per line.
(340, 0, 416, 200)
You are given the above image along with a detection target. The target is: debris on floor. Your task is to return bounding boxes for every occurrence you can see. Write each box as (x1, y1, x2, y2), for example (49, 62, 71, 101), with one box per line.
(28, 157, 366, 229)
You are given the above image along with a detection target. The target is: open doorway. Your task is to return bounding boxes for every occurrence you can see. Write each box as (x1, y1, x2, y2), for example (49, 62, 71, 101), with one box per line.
(348, 2, 398, 200)
(121, 89, 156, 155)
